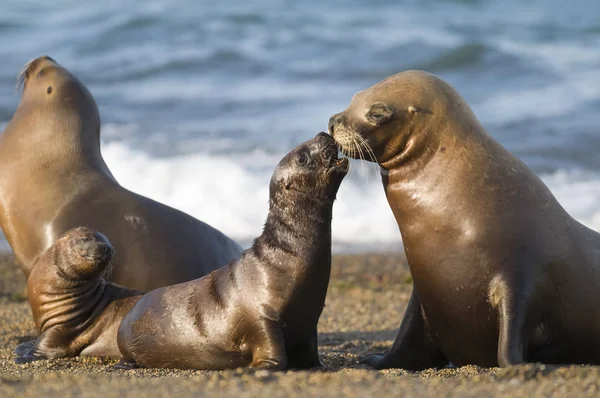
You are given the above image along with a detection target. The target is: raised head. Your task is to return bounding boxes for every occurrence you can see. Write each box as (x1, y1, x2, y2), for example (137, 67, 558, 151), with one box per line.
(328, 70, 479, 170)
(270, 132, 349, 205)
(49, 227, 114, 281)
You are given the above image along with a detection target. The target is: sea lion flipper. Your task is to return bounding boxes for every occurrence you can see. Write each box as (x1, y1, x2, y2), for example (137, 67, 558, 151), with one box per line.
(14, 339, 36, 357)
(360, 289, 447, 370)
(495, 282, 529, 367)
(114, 359, 142, 370)
(286, 327, 324, 370)
(13, 339, 49, 364)
(248, 319, 287, 371)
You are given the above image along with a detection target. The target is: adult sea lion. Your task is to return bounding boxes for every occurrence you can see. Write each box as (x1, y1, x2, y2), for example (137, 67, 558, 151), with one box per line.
(0, 56, 242, 291)
(116, 132, 348, 370)
(329, 70, 600, 369)
(15, 227, 142, 364)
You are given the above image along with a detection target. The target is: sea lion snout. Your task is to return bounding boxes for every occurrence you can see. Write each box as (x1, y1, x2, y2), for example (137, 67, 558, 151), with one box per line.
(328, 112, 345, 136)
(18, 55, 58, 89)
(315, 132, 338, 160)
(315, 132, 348, 172)
(65, 227, 114, 267)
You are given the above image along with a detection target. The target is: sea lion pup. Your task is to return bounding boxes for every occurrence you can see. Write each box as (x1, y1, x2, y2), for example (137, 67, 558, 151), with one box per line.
(116, 132, 348, 371)
(329, 70, 600, 369)
(15, 227, 142, 364)
(0, 56, 243, 291)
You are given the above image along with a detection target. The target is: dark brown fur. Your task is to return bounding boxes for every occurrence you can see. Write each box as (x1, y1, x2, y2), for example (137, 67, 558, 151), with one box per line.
(116, 133, 348, 371)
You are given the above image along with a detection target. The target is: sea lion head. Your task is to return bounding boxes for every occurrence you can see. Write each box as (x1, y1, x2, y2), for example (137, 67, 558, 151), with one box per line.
(52, 227, 114, 281)
(328, 70, 474, 170)
(14, 56, 100, 149)
(270, 132, 349, 202)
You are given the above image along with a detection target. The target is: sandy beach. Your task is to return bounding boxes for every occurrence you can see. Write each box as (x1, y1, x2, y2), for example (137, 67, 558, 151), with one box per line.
(0, 252, 599, 397)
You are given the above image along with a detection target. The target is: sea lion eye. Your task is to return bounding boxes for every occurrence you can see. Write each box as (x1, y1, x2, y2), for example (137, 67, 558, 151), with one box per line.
(77, 236, 92, 244)
(46, 86, 53, 94)
(296, 152, 311, 167)
(366, 101, 394, 126)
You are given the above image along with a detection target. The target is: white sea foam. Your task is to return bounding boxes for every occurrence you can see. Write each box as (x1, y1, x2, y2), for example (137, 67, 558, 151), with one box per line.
(101, 141, 400, 249)
(2, 141, 600, 253)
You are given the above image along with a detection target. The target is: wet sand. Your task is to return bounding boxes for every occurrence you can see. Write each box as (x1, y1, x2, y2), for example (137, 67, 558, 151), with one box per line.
(1, 252, 599, 397)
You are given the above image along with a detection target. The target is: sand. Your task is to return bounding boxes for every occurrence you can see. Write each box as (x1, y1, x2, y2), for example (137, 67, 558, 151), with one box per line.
(1, 252, 599, 397)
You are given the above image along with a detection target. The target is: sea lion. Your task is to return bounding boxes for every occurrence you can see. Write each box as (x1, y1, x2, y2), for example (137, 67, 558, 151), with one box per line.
(15, 227, 142, 364)
(328, 70, 600, 369)
(116, 132, 348, 370)
(0, 56, 243, 291)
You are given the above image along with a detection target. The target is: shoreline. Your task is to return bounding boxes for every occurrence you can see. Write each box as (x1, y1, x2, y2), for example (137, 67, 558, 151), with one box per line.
(2, 253, 600, 397)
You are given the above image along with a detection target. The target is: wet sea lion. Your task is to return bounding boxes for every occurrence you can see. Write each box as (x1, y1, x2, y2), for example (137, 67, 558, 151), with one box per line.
(329, 70, 600, 369)
(15, 227, 142, 364)
(116, 132, 348, 370)
(0, 56, 242, 291)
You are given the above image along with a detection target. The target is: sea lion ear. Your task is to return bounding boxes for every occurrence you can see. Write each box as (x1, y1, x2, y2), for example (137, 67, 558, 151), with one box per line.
(366, 102, 394, 126)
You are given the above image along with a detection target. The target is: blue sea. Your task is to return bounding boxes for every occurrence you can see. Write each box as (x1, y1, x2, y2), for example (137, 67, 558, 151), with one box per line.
(1, 0, 600, 252)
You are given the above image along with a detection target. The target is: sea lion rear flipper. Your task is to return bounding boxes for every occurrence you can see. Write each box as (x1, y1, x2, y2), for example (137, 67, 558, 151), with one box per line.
(360, 288, 447, 370)
(114, 359, 142, 370)
(248, 318, 287, 371)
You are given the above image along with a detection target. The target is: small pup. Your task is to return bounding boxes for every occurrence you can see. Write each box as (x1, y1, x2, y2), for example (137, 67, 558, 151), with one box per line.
(15, 227, 142, 363)
(116, 132, 348, 370)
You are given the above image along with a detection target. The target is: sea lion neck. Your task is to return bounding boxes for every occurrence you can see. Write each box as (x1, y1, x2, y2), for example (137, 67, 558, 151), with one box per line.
(0, 100, 107, 174)
(267, 192, 334, 244)
(243, 197, 332, 316)
(380, 120, 496, 238)
(245, 192, 333, 275)
(29, 264, 106, 333)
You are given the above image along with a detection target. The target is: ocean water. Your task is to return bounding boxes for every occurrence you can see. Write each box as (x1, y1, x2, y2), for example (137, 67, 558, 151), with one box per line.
(1, 0, 600, 252)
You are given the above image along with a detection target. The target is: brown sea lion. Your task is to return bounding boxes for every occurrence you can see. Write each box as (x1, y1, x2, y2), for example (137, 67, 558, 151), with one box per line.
(116, 132, 348, 371)
(15, 227, 142, 364)
(329, 70, 600, 369)
(0, 56, 243, 292)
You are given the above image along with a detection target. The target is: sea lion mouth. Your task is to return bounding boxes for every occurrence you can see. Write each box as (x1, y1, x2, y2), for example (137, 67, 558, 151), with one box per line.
(316, 132, 350, 171)
(328, 117, 377, 164)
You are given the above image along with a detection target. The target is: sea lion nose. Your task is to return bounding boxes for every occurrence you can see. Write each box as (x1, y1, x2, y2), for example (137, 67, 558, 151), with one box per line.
(328, 113, 339, 135)
(101, 244, 112, 257)
(94, 231, 111, 246)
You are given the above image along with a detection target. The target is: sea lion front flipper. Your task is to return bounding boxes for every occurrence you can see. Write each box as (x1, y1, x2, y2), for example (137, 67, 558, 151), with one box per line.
(286, 327, 325, 370)
(14, 347, 47, 365)
(14, 329, 70, 364)
(13, 336, 53, 364)
(14, 339, 36, 357)
(360, 288, 447, 370)
(248, 318, 287, 371)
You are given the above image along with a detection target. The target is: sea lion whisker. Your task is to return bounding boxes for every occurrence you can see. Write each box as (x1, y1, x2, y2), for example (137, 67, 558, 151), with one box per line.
(16, 59, 34, 92)
(356, 135, 380, 181)
(356, 134, 377, 163)
(351, 135, 369, 179)
(102, 259, 114, 280)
